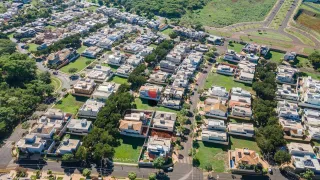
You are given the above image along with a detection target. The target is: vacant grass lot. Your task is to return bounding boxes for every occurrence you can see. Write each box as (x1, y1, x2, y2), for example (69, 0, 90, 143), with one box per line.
(240, 36, 293, 49)
(204, 72, 252, 91)
(230, 136, 260, 153)
(248, 31, 292, 41)
(207, 29, 232, 38)
(60, 56, 93, 74)
(265, 51, 285, 64)
(296, 12, 320, 34)
(227, 43, 243, 53)
(54, 94, 88, 115)
(270, 0, 295, 29)
(134, 98, 178, 113)
(108, 76, 128, 84)
(51, 77, 62, 92)
(180, 0, 277, 27)
(113, 135, 144, 163)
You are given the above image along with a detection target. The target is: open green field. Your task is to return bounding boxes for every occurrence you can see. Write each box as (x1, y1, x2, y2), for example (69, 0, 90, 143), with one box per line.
(60, 57, 93, 74)
(230, 136, 260, 153)
(161, 28, 174, 35)
(227, 43, 243, 53)
(240, 36, 293, 49)
(54, 94, 88, 115)
(28, 43, 39, 52)
(134, 98, 178, 113)
(303, 47, 317, 55)
(231, 24, 262, 32)
(265, 50, 285, 64)
(51, 76, 62, 92)
(248, 31, 292, 42)
(194, 141, 227, 172)
(180, 0, 277, 27)
(270, 0, 295, 29)
(204, 72, 252, 91)
(300, 2, 320, 14)
(296, 12, 320, 34)
(113, 135, 144, 163)
(108, 76, 128, 84)
(207, 29, 232, 38)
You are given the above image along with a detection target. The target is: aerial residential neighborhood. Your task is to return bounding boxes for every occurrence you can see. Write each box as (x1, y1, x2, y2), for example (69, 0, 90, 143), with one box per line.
(0, 0, 320, 180)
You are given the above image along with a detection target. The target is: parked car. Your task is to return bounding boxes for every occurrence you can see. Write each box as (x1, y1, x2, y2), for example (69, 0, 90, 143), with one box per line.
(167, 167, 173, 172)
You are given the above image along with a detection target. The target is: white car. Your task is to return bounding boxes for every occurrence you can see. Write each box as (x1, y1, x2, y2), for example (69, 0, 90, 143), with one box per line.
(167, 167, 173, 172)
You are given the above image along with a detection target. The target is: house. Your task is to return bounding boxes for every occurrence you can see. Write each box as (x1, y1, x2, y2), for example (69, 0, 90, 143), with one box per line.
(245, 53, 259, 64)
(152, 111, 177, 132)
(207, 86, 229, 98)
(30, 123, 55, 139)
(116, 64, 134, 78)
(204, 102, 228, 119)
(14, 27, 36, 39)
(139, 84, 163, 101)
(202, 119, 227, 131)
(277, 84, 299, 101)
(47, 48, 78, 66)
(229, 148, 265, 171)
(97, 38, 113, 49)
(148, 71, 169, 84)
(231, 106, 252, 118)
(231, 87, 251, 97)
(195, 44, 209, 52)
(260, 45, 269, 56)
(229, 95, 251, 108)
(123, 43, 144, 54)
(78, 99, 105, 119)
(160, 60, 177, 73)
(206, 35, 223, 45)
(277, 101, 300, 120)
(92, 82, 120, 101)
(104, 51, 126, 66)
(160, 86, 184, 109)
(166, 51, 183, 65)
(242, 43, 260, 54)
(302, 90, 320, 106)
(81, 46, 102, 58)
(16, 134, 47, 154)
(201, 129, 228, 145)
(287, 142, 320, 173)
(238, 70, 254, 84)
(126, 54, 144, 67)
(172, 74, 189, 88)
(279, 117, 304, 139)
(223, 50, 242, 63)
(303, 109, 320, 140)
(228, 123, 254, 137)
(284, 52, 297, 61)
(87, 65, 113, 82)
(67, 119, 92, 135)
(217, 65, 235, 76)
(56, 137, 80, 155)
(147, 137, 171, 158)
(301, 76, 320, 93)
(73, 78, 96, 95)
(173, 26, 207, 39)
(276, 65, 298, 84)
(119, 109, 153, 137)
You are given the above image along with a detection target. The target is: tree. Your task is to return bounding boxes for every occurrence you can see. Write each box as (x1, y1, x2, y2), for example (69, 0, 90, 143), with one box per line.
(35, 170, 41, 178)
(85, 60, 91, 65)
(47, 170, 52, 175)
(38, 71, 51, 84)
(300, 169, 315, 180)
(62, 154, 74, 161)
(75, 146, 88, 161)
(309, 51, 320, 68)
(53, 135, 60, 142)
(82, 168, 91, 177)
(128, 172, 137, 180)
(68, 68, 78, 74)
(148, 173, 156, 180)
(169, 31, 178, 39)
(274, 150, 291, 164)
(16, 167, 27, 177)
(153, 157, 165, 170)
(204, 163, 212, 172)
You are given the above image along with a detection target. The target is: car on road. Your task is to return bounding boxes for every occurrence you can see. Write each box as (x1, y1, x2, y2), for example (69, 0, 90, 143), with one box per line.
(69, 74, 79, 80)
(167, 167, 173, 172)
(268, 168, 273, 174)
(53, 71, 58, 75)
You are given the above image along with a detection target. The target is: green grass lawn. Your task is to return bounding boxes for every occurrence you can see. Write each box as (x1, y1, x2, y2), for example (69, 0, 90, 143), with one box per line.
(300, 2, 320, 14)
(204, 72, 252, 91)
(227, 43, 243, 53)
(248, 31, 292, 42)
(60, 56, 93, 74)
(180, 0, 277, 27)
(7, 33, 14, 39)
(296, 56, 312, 68)
(30, 175, 37, 180)
(85, 5, 98, 12)
(108, 76, 128, 84)
(51, 76, 62, 92)
(207, 29, 232, 38)
(230, 136, 260, 153)
(77, 46, 88, 54)
(113, 135, 144, 163)
(265, 50, 285, 64)
(240, 35, 293, 49)
(149, 44, 158, 49)
(303, 47, 317, 55)
(54, 94, 88, 115)
(45, 25, 56, 30)
(134, 98, 178, 113)
(194, 141, 228, 172)
(28, 43, 39, 52)
(161, 28, 174, 35)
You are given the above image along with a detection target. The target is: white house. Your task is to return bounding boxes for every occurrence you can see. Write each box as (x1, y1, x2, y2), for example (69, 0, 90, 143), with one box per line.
(231, 87, 251, 97)
(152, 111, 177, 132)
(67, 119, 92, 135)
(56, 138, 80, 155)
(139, 84, 163, 101)
(16, 134, 47, 154)
(147, 137, 171, 158)
(231, 106, 252, 118)
(228, 123, 254, 137)
(217, 65, 235, 76)
(207, 86, 229, 98)
(92, 82, 120, 101)
(78, 99, 105, 119)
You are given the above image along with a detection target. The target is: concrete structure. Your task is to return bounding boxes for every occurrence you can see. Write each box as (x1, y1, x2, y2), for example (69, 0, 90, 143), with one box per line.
(78, 99, 105, 119)
(67, 119, 92, 135)
(228, 123, 254, 137)
(92, 82, 120, 101)
(16, 134, 47, 154)
(152, 111, 177, 132)
(139, 84, 163, 101)
(56, 138, 80, 155)
(217, 65, 235, 76)
(87, 65, 113, 82)
(147, 137, 171, 158)
(231, 106, 252, 118)
(73, 78, 96, 95)
(277, 101, 300, 121)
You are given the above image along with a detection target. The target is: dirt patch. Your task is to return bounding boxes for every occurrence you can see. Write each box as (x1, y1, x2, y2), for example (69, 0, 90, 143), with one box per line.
(296, 12, 320, 33)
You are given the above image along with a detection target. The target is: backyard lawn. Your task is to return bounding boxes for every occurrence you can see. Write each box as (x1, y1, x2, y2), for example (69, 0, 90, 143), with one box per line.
(108, 76, 128, 84)
(227, 43, 243, 53)
(134, 98, 178, 113)
(303, 47, 317, 55)
(194, 141, 228, 172)
(265, 51, 285, 64)
(230, 136, 260, 154)
(60, 56, 93, 74)
(113, 135, 144, 163)
(204, 72, 252, 92)
(54, 94, 88, 115)
(28, 43, 39, 52)
(180, 0, 277, 27)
